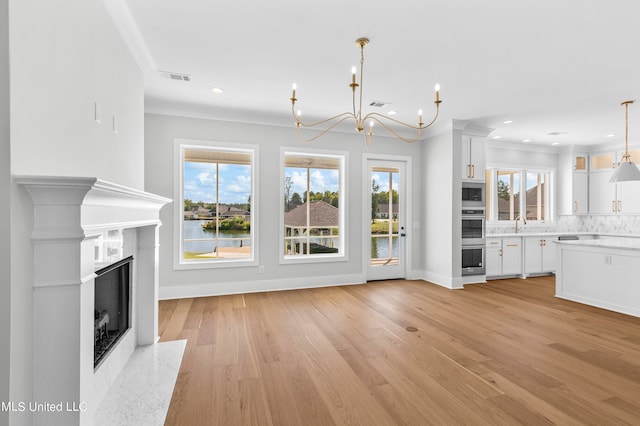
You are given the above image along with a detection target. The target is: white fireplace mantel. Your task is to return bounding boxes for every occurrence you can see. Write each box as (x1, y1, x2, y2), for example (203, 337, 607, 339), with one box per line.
(16, 175, 171, 426)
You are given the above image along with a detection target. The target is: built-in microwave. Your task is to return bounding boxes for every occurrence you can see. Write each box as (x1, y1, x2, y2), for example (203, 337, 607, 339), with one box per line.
(462, 182, 485, 208)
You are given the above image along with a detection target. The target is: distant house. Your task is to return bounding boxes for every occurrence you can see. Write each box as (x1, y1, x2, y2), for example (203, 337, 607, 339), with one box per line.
(497, 182, 547, 220)
(184, 205, 213, 219)
(216, 205, 250, 220)
(376, 203, 399, 220)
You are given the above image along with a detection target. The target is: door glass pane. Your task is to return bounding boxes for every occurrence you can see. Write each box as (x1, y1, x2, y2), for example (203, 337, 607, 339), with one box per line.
(371, 168, 399, 266)
(591, 153, 613, 170)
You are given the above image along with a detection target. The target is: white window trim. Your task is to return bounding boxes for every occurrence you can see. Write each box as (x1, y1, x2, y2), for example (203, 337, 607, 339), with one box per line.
(279, 147, 348, 264)
(173, 138, 259, 270)
(486, 167, 555, 224)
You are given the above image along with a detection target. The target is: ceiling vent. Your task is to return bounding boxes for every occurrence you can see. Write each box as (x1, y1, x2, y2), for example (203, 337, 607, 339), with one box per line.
(369, 101, 391, 108)
(160, 71, 191, 82)
(547, 131, 566, 136)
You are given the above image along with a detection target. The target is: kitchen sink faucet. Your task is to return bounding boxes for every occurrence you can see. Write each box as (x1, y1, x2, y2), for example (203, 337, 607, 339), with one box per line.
(515, 215, 527, 233)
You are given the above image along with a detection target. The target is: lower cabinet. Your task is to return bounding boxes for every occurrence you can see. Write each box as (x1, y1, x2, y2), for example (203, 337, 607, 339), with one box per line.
(486, 237, 522, 278)
(524, 236, 557, 275)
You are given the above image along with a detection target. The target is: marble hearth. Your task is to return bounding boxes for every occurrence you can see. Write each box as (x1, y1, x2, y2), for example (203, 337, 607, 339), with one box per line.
(17, 176, 171, 426)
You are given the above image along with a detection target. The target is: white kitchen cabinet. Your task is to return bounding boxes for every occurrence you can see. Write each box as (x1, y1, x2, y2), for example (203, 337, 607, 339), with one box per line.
(587, 148, 640, 215)
(524, 236, 557, 275)
(461, 135, 485, 182)
(558, 148, 588, 216)
(486, 237, 521, 278)
(572, 172, 588, 215)
(589, 167, 640, 214)
(486, 238, 502, 277)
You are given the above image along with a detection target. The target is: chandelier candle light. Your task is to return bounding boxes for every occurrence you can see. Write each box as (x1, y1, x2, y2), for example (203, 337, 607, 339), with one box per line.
(610, 100, 640, 182)
(290, 37, 442, 146)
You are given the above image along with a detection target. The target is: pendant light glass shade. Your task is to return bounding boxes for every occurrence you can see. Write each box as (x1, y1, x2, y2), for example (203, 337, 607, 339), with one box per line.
(610, 100, 640, 182)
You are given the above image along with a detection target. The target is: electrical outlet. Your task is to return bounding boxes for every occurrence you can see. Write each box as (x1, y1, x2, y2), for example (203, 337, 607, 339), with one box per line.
(258, 266, 264, 274)
(112, 115, 118, 134)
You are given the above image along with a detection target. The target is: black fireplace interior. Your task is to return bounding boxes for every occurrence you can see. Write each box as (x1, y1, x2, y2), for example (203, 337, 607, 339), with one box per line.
(94, 255, 132, 368)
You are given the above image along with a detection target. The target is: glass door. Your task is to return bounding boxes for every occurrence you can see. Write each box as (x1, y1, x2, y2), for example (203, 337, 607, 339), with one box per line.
(367, 160, 406, 281)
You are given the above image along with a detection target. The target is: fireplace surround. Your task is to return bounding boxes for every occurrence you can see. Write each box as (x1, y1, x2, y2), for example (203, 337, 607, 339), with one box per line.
(17, 176, 171, 426)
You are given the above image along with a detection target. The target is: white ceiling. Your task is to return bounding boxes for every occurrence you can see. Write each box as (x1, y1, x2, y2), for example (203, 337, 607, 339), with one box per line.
(112, 0, 640, 148)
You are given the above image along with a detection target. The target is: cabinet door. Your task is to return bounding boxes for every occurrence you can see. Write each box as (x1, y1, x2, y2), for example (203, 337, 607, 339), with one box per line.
(461, 136, 472, 180)
(468, 137, 485, 181)
(501, 238, 522, 276)
(617, 180, 640, 214)
(574, 155, 588, 172)
(524, 238, 542, 274)
(541, 237, 556, 272)
(572, 172, 588, 215)
(591, 151, 616, 172)
(461, 136, 485, 182)
(589, 172, 617, 214)
(486, 238, 502, 277)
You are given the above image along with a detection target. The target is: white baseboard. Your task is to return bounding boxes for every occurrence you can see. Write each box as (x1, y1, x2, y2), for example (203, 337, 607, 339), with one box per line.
(420, 269, 464, 289)
(159, 273, 367, 299)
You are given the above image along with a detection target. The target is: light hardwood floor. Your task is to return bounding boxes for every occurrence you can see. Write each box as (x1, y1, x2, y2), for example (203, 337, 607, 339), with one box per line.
(159, 276, 640, 425)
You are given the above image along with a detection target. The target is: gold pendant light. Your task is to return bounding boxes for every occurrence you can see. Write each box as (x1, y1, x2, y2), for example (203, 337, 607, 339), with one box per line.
(610, 100, 640, 182)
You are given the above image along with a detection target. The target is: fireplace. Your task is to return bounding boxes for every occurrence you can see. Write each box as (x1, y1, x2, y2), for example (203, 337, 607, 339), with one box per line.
(94, 256, 132, 368)
(17, 176, 171, 426)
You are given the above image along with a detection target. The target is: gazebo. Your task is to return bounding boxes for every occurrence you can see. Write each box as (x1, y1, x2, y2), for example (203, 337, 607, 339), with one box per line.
(284, 200, 339, 254)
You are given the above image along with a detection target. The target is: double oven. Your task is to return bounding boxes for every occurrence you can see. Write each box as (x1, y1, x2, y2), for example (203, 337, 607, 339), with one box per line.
(461, 183, 486, 276)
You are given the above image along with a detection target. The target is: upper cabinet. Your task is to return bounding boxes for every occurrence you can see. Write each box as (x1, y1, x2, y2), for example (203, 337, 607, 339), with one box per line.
(558, 147, 589, 216)
(461, 135, 485, 182)
(588, 148, 640, 214)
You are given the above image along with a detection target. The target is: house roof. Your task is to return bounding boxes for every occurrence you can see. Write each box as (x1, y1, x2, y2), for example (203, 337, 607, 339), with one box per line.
(284, 201, 338, 227)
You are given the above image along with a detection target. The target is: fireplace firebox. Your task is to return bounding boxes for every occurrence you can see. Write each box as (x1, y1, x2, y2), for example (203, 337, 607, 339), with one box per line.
(94, 256, 133, 368)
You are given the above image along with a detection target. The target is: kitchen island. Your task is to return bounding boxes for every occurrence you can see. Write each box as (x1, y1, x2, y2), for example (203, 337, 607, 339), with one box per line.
(555, 237, 640, 318)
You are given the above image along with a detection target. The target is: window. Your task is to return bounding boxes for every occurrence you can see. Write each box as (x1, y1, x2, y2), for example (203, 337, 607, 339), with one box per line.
(486, 168, 551, 222)
(281, 150, 346, 262)
(525, 171, 550, 221)
(497, 170, 520, 220)
(176, 141, 257, 268)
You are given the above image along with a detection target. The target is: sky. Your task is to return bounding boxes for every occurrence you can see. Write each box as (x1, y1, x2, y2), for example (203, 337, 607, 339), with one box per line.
(184, 162, 252, 204)
(371, 171, 399, 193)
(286, 167, 339, 195)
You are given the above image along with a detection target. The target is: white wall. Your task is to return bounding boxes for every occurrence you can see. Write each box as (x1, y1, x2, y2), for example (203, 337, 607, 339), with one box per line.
(144, 113, 425, 298)
(486, 142, 558, 170)
(422, 128, 460, 288)
(0, 0, 10, 424)
(8, 0, 144, 423)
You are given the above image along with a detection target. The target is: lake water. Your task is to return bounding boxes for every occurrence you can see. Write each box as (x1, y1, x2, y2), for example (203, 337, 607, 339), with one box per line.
(183, 220, 397, 258)
(183, 220, 250, 253)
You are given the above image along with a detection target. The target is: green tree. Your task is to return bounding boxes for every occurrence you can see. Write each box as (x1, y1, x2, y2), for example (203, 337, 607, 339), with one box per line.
(371, 179, 380, 223)
(498, 180, 511, 201)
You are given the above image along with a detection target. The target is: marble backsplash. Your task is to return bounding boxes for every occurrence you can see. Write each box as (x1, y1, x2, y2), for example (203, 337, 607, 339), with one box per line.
(486, 215, 640, 236)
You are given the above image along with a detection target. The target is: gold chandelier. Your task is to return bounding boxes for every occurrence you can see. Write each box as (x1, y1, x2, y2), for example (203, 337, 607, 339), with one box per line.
(290, 37, 442, 146)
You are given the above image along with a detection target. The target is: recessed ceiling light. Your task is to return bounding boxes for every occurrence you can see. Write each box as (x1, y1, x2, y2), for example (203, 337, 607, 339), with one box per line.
(211, 87, 224, 94)
(492, 135, 501, 139)
(605, 134, 615, 138)
(551, 142, 560, 146)
(523, 139, 532, 143)
(503, 120, 513, 124)
(388, 110, 397, 115)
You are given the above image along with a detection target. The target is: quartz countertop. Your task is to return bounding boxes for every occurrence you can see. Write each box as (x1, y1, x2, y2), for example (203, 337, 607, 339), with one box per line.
(554, 237, 640, 251)
(486, 231, 590, 238)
